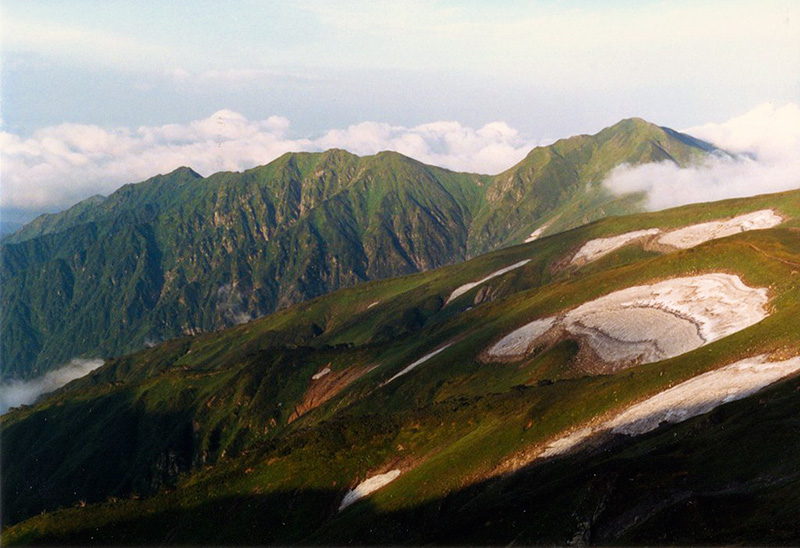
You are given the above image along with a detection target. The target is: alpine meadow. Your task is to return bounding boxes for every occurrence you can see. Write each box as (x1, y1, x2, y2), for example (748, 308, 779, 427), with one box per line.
(2, 1, 800, 546)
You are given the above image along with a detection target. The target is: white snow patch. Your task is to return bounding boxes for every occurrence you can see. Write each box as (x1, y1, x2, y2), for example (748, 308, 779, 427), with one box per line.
(446, 260, 531, 304)
(367, 301, 380, 309)
(541, 355, 800, 458)
(339, 469, 402, 511)
(384, 343, 455, 385)
(571, 229, 662, 265)
(311, 367, 331, 380)
(486, 274, 768, 365)
(525, 218, 558, 243)
(540, 426, 595, 458)
(487, 318, 557, 359)
(524, 226, 548, 243)
(657, 209, 783, 250)
(564, 273, 768, 364)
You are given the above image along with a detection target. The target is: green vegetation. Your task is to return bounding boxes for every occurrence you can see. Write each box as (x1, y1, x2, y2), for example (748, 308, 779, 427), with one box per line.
(3, 187, 800, 545)
(1, 119, 714, 380)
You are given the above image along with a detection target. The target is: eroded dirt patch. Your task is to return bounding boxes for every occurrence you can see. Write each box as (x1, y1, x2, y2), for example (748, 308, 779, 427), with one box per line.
(288, 364, 374, 423)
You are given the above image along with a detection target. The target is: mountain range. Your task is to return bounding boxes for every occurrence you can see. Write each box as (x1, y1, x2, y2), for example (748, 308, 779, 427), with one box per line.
(1, 118, 715, 380)
(3, 183, 799, 545)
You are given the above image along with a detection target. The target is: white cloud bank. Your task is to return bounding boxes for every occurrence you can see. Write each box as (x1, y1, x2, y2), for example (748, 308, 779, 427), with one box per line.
(604, 103, 800, 210)
(0, 358, 104, 414)
(4, 103, 797, 218)
(1, 112, 545, 215)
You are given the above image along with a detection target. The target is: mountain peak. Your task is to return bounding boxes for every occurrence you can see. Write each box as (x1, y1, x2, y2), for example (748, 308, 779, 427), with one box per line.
(604, 116, 664, 136)
(168, 166, 203, 178)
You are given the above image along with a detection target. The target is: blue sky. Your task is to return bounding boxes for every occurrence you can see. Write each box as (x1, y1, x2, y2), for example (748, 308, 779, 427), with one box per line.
(1, 0, 799, 222)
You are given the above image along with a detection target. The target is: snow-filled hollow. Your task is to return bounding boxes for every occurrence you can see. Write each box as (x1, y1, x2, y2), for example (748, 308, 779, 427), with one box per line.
(540, 354, 800, 458)
(339, 469, 402, 511)
(486, 274, 769, 366)
(446, 260, 531, 305)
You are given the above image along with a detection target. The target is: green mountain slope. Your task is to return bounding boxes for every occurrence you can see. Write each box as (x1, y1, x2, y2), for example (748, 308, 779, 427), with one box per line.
(3, 188, 799, 545)
(1, 119, 714, 380)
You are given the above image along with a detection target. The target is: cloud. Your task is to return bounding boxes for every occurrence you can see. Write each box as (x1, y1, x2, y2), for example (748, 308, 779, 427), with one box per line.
(3, 15, 169, 72)
(0, 110, 311, 213)
(684, 103, 800, 161)
(300, 0, 800, 90)
(316, 120, 547, 174)
(1, 111, 545, 215)
(0, 359, 104, 414)
(216, 284, 254, 326)
(167, 68, 325, 88)
(603, 103, 800, 210)
(5, 103, 796, 219)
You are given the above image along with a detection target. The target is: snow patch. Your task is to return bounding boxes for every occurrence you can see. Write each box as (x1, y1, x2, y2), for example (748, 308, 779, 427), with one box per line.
(486, 274, 768, 365)
(446, 260, 531, 304)
(339, 469, 402, 511)
(367, 301, 381, 309)
(311, 367, 331, 380)
(384, 343, 455, 385)
(571, 210, 784, 267)
(564, 273, 768, 364)
(487, 318, 557, 359)
(541, 355, 800, 458)
(524, 217, 558, 243)
(657, 209, 783, 250)
(571, 229, 662, 265)
(524, 226, 548, 243)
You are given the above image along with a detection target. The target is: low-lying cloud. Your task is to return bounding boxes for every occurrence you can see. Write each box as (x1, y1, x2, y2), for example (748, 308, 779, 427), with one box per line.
(0, 358, 104, 414)
(6, 103, 797, 219)
(1, 111, 546, 217)
(604, 103, 800, 210)
(216, 284, 254, 326)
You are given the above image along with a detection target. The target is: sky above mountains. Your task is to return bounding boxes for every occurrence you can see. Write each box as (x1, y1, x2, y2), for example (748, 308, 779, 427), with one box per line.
(1, 0, 799, 222)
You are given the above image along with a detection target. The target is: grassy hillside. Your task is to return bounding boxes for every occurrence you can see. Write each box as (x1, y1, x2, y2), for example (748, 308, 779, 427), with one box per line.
(3, 188, 799, 545)
(0, 119, 715, 380)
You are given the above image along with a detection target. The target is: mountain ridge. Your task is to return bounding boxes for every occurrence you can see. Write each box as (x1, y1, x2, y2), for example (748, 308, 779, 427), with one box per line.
(3, 187, 799, 545)
(1, 118, 717, 380)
